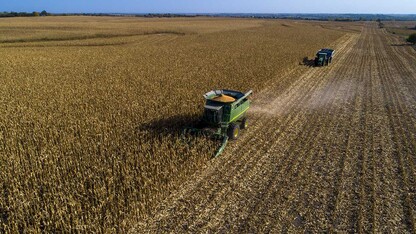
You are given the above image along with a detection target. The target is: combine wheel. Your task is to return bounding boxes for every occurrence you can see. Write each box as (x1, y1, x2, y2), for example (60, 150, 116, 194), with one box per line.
(227, 123, 240, 140)
(240, 118, 248, 129)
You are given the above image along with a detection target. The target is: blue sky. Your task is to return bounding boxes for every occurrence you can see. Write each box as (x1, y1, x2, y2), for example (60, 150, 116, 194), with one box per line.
(1, 0, 416, 14)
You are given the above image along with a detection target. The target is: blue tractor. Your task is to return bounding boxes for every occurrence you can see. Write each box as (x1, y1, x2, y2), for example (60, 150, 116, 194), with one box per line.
(314, 48, 335, 66)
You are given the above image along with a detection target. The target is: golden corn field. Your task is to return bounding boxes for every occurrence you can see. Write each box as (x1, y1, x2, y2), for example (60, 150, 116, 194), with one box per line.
(0, 16, 415, 233)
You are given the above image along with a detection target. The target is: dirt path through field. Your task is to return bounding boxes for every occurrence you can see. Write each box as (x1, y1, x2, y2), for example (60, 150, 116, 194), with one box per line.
(138, 22, 416, 232)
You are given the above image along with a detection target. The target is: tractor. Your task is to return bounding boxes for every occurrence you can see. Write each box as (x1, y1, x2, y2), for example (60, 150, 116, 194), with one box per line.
(183, 89, 252, 157)
(314, 48, 335, 66)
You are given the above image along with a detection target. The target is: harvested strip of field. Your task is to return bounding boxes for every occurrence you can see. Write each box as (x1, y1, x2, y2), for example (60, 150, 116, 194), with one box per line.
(0, 31, 184, 44)
(140, 22, 416, 233)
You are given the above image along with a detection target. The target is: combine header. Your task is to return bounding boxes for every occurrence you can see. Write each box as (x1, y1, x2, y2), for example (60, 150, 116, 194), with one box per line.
(184, 89, 252, 157)
(315, 48, 335, 66)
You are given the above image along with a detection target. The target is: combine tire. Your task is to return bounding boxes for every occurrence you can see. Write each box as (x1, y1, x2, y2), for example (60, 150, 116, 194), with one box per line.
(240, 118, 248, 129)
(227, 123, 240, 140)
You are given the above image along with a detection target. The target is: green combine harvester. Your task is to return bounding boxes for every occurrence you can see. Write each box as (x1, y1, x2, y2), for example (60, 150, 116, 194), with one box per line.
(184, 89, 252, 157)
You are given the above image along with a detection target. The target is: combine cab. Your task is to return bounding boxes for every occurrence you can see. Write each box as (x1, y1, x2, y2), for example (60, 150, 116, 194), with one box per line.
(184, 89, 252, 157)
(315, 48, 335, 66)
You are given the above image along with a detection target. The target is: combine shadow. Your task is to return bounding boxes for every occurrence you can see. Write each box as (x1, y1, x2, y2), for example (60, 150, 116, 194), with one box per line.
(137, 114, 201, 137)
(300, 57, 315, 67)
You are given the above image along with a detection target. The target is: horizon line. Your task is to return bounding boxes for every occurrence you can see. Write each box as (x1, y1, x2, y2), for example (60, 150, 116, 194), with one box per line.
(0, 10, 416, 16)
(15, 12, 416, 16)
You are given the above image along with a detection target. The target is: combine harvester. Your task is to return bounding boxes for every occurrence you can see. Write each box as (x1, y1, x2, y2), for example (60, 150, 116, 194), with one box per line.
(315, 48, 335, 66)
(184, 89, 252, 157)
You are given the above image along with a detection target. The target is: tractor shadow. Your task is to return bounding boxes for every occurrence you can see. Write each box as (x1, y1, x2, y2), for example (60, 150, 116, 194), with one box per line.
(300, 57, 315, 67)
(137, 114, 201, 137)
(390, 43, 416, 51)
(390, 43, 411, 47)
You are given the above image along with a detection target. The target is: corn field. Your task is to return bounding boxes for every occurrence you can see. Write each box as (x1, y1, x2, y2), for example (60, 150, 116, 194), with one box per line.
(0, 17, 348, 232)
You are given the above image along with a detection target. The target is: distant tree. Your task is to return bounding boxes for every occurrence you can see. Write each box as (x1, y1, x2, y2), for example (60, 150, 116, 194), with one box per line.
(407, 33, 416, 44)
(40, 10, 48, 16)
(33, 11, 40, 17)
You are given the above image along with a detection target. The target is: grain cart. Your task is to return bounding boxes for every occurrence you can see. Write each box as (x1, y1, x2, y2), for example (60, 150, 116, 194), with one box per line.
(315, 48, 335, 66)
(184, 89, 252, 157)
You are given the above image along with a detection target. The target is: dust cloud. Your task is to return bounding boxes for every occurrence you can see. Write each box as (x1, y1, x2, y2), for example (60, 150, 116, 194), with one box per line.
(250, 78, 357, 116)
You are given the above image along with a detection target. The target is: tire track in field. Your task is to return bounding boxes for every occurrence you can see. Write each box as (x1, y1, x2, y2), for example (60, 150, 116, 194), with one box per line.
(372, 26, 416, 232)
(356, 27, 376, 233)
(328, 24, 414, 233)
(372, 27, 408, 230)
(328, 25, 372, 232)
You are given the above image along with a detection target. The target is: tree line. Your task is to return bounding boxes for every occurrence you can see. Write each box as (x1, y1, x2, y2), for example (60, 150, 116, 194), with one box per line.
(0, 10, 49, 17)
